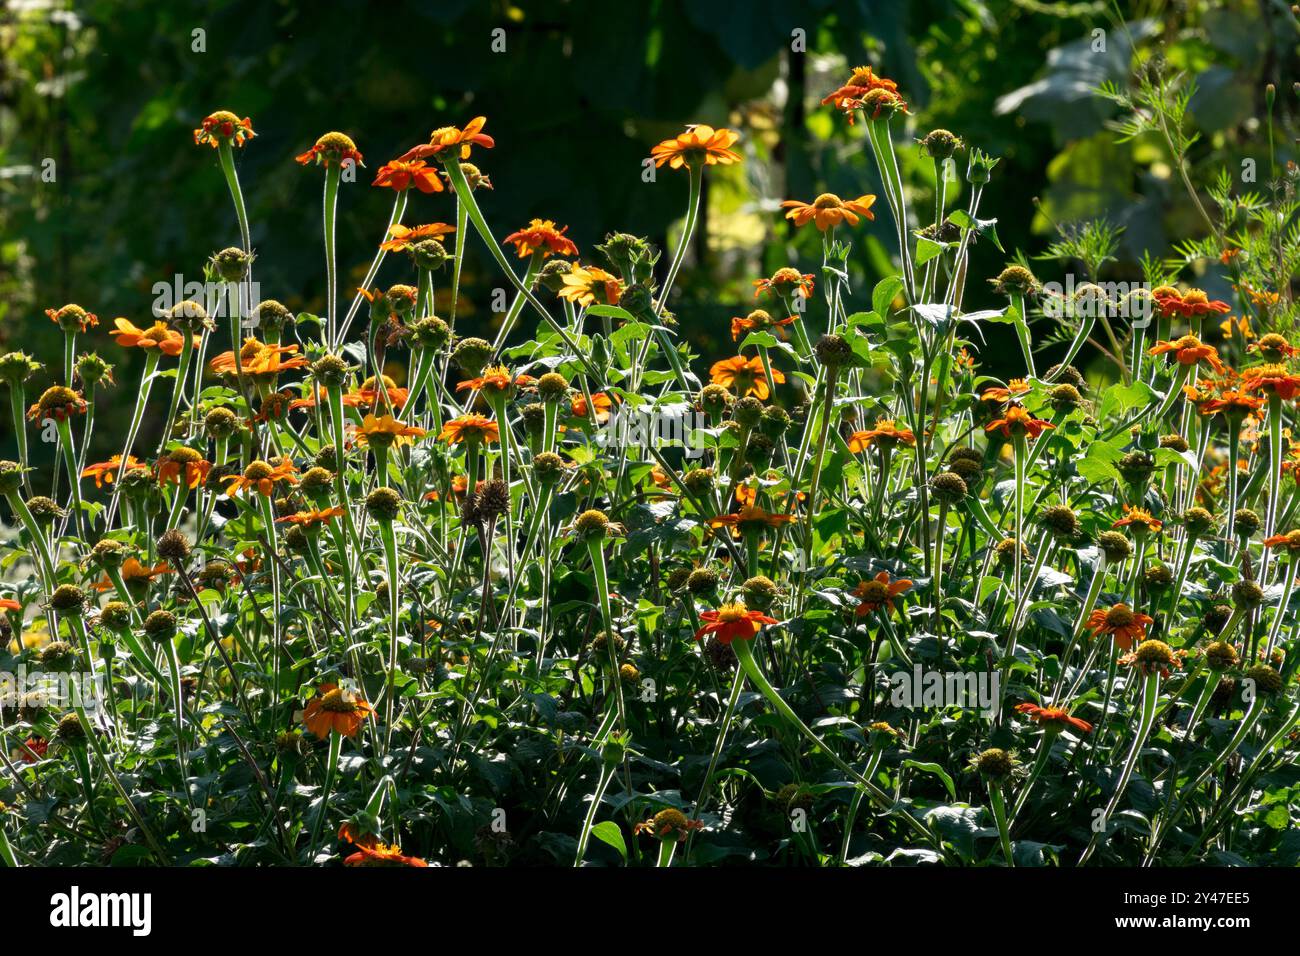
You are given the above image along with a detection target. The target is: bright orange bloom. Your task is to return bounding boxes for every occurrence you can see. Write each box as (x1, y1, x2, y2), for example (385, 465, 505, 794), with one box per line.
(1200, 388, 1265, 418)
(343, 842, 427, 867)
(456, 365, 533, 397)
(985, 405, 1054, 440)
(558, 265, 623, 307)
(193, 111, 254, 149)
(372, 159, 443, 193)
(709, 355, 784, 400)
(707, 506, 796, 536)
(1263, 530, 1300, 553)
(1241, 363, 1300, 401)
(649, 125, 741, 170)
(980, 379, 1031, 403)
(379, 222, 457, 252)
(439, 414, 500, 445)
(26, 385, 86, 422)
(694, 601, 778, 644)
(1148, 334, 1227, 374)
(342, 375, 409, 411)
(355, 414, 427, 448)
(848, 419, 915, 451)
(276, 506, 346, 527)
(222, 458, 299, 497)
(1014, 703, 1093, 734)
(731, 311, 796, 341)
(1250, 334, 1300, 358)
(398, 116, 495, 163)
(754, 268, 815, 300)
(156, 448, 211, 489)
(570, 391, 614, 424)
(1113, 505, 1162, 534)
(81, 455, 143, 488)
(423, 475, 475, 502)
(1151, 287, 1231, 319)
(97, 557, 172, 593)
(0, 599, 21, 612)
(781, 193, 876, 231)
(853, 571, 913, 616)
(820, 65, 901, 110)
(503, 219, 578, 259)
(302, 683, 374, 738)
(45, 307, 98, 332)
(110, 318, 197, 356)
(296, 132, 364, 168)
(209, 338, 272, 377)
(1086, 603, 1153, 651)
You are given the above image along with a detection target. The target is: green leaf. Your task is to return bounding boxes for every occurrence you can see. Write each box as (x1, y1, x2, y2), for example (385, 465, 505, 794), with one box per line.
(590, 820, 627, 861)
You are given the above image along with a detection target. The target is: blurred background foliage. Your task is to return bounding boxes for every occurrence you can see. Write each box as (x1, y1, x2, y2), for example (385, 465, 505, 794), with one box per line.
(0, 0, 1297, 457)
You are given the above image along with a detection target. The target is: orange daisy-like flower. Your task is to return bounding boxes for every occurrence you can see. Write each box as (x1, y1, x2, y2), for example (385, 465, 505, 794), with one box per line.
(296, 132, 364, 168)
(1113, 505, 1162, 534)
(730, 310, 796, 342)
(853, 571, 913, 617)
(1151, 286, 1231, 319)
(156, 448, 212, 489)
(193, 111, 254, 149)
(1148, 334, 1227, 374)
(1085, 603, 1154, 651)
(558, 265, 624, 308)
(1241, 363, 1300, 401)
(222, 458, 299, 497)
(754, 268, 815, 300)
(276, 506, 347, 527)
(1014, 703, 1093, 734)
(707, 506, 796, 536)
(343, 841, 427, 867)
(110, 318, 197, 357)
(1263, 529, 1300, 553)
(820, 65, 900, 110)
(302, 683, 374, 738)
(355, 414, 427, 448)
(848, 419, 916, 452)
(342, 376, 410, 411)
(372, 159, 443, 193)
(97, 557, 172, 593)
(709, 355, 785, 400)
(439, 414, 500, 445)
(570, 391, 614, 424)
(45, 306, 98, 332)
(980, 379, 1031, 403)
(503, 219, 579, 259)
(398, 116, 495, 163)
(26, 385, 87, 422)
(245, 345, 309, 378)
(633, 809, 704, 842)
(379, 222, 457, 253)
(781, 193, 876, 231)
(649, 124, 741, 170)
(456, 365, 532, 398)
(694, 601, 778, 645)
(1220, 315, 1254, 341)
(80, 455, 143, 488)
(985, 405, 1055, 440)
(1199, 387, 1265, 419)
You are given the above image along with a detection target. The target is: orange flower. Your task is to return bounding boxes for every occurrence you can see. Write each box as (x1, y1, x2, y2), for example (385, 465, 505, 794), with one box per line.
(1113, 505, 1162, 534)
(343, 376, 410, 411)
(45, 306, 98, 332)
(1151, 287, 1231, 319)
(456, 365, 532, 398)
(503, 219, 578, 259)
(355, 414, 427, 448)
(0, 598, 21, 612)
(302, 683, 373, 738)
(1200, 388, 1265, 418)
(97, 557, 172, 593)
(379, 222, 457, 252)
(276, 506, 346, 527)
(26, 385, 86, 422)
(781, 193, 876, 231)
(1220, 315, 1254, 341)
(1086, 603, 1153, 651)
(110, 318, 197, 356)
(296, 132, 364, 168)
(1241, 363, 1300, 401)
(194, 111, 254, 148)
(156, 448, 212, 489)
(222, 458, 299, 497)
(1148, 334, 1227, 374)
(439, 414, 500, 445)
(570, 391, 614, 424)
(694, 601, 778, 644)
(649, 125, 741, 170)
(707, 506, 796, 536)
(1263, 530, 1300, 553)
(985, 405, 1054, 440)
(372, 159, 443, 193)
(398, 116, 494, 163)
(848, 419, 915, 451)
(1014, 703, 1092, 734)
(754, 268, 815, 300)
(820, 65, 901, 110)
(343, 842, 427, 867)
(558, 265, 623, 307)
(731, 310, 796, 341)
(980, 379, 1031, 403)
(853, 571, 913, 616)
(81, 455, 143, 488)
(709, 355, 784, 400)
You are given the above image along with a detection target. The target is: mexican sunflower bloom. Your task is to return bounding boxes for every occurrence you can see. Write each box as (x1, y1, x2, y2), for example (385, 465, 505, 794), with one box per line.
(649, 124, 741, 169)
(439, 414, 500, 445)
(97, 557, 172, 593)
(343, 841, 427, 867)
(1148, 334, 1227, 374)
(296, 131, 364, 168)
(1263, 529, 1300, 554)
(634, 808, 704, 842)
(193, 110, 254, 148)
(558, 265, 623, 307)
(754, 268, 815, 300)
(456, 366, 533, 398)
(1113, 505, 1162, 534)
(398, 116, 494, 163)
(1241, 363, 1300, 401)
(223, 458, 298, 497)
(820, 65, 901, 110)
(156, 448, 211, 489)
(371, 159, 443, 193)
(980, 379, 1031, 403)
(1086, 603, 1153, 651)
(694, 601, 778, 644)
(570, 391, 614, 424)
(985, 405, 1055, 440)
(709, 355, 784, 400)
(1151, 286, 1231, 319)
(853, 571, 913, 616)
(81, 456, 143, 488)
(1014, 703, 1093, 734)
(276, 506, 346, 527)
(27, 385, 86, 422)
(379, 222, 456, 252)
(1121, 639, 1181, 678)
(45, 306, 98, 332)
(503, 219, 578, 259)
(355, 414, 427, 448)
(731, 310, 796, 341)
(302, 683, 373, 738)
(848, 419, 915, 451)
(781, 193, 876, 231)
(707, 506, 796, 536)
(110, 318, 197, 356)
(1199, 387, 1264, 419)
